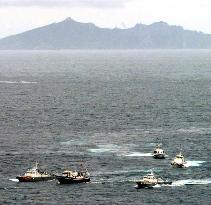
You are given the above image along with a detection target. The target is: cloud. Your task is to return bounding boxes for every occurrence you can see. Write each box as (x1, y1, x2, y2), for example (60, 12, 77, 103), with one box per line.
(0, 0, 130, 8)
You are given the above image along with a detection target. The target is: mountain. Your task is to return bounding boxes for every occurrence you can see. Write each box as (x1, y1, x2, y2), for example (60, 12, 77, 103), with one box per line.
(0, 17, 211, 49)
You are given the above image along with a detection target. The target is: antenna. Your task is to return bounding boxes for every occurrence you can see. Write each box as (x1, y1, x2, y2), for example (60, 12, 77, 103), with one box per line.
(35, 161, 38, 169)
(179, 144, 182, 153)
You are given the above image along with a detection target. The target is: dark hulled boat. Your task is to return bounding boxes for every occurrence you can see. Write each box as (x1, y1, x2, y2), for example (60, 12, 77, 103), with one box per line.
(56, 165, 90, 184)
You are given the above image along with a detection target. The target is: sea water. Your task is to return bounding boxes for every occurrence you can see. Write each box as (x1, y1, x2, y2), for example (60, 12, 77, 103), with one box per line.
(0, 50, 210, 204)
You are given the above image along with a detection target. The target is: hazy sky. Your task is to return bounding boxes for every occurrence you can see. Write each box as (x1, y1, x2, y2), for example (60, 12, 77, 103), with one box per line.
(0, 0, 211, 38)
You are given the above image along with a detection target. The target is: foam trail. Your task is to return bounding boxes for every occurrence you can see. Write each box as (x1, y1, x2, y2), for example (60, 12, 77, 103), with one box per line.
(89, 148, 111, 153)
(153, 184, 161, 188)
(171, 179, 211, 187)
(89, 144, 120, 153)
(61, 140, 84, 146)
(125, 152, 153, 157)
(94, 169, 146, 177)
(185, 161, 205, 167)
(9, 178, 19, 182)
(0, 80, 37, 84)
(20, 81, 37, 84)
(177, 127, 211, 134)
(0, 81, 18, 84)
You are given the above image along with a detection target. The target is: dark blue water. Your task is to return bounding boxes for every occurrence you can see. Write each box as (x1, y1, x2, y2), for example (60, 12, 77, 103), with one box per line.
(0, 50, 210, 204)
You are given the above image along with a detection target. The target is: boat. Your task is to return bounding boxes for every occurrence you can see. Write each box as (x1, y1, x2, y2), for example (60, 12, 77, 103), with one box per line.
(16, 162, 55, 182)
(56, 164, 90, 184)
(153, 144, 165, 159)
(171, 152, 187, 168)
(135, 172, 172, 188)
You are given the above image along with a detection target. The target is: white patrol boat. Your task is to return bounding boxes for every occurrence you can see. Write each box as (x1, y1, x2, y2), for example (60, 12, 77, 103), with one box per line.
(135, 172, 172, 188)
(153, 144, 166, 159)
(171, 152, 187, 168)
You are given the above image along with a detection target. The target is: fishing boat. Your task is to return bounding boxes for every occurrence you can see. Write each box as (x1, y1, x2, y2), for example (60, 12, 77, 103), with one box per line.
(56, 164, 90, 184)
(135, 172, 172, 188)
(171, 152, 187, 168)
(153, 144, 165, 159)
(16, 162, 55, 182)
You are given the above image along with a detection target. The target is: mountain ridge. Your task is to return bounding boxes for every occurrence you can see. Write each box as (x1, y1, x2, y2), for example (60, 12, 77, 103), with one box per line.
(0, 17, 211, 49)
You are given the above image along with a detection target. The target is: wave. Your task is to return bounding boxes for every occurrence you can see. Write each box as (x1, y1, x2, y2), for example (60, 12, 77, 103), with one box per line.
(93, 169, 160, 182)
(177, 127, 211, 135)
(88, 144, 121, 153)
(60, 140, 85, 146)
(9, 178, 19, 182)
(92, 176, 142, 184)
(20, 81, 37, 84)
(89, 148, 112, 153)
(185, 160, 206, 167)
(153, 184, 162, 188)
(0, 80, 37, 84)
(123, 152, 153, 157)
(88, 144, 154, 158)
(171, 179, 211, 187)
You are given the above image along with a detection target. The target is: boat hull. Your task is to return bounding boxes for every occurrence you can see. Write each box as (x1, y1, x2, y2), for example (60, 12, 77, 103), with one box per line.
(136, 181, 156, 188)
(56, 176, 90, 184)
(16, 176, 55, 182)
(171, 162, 186, 168)
(153, 154, 165, 159)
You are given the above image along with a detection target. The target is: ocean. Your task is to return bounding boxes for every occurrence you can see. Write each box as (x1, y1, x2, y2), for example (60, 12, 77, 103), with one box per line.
(0, 50, 210, 204)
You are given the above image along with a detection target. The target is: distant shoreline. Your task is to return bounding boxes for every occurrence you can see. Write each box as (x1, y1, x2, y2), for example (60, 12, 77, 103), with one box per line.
(0, 18, 211, 49)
